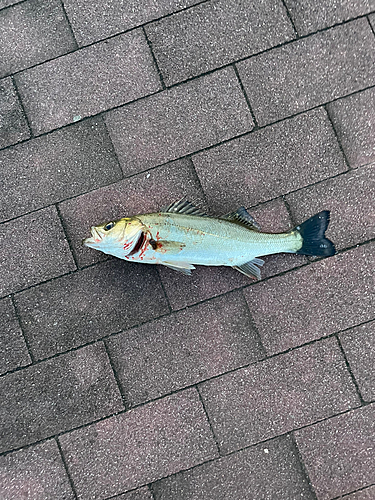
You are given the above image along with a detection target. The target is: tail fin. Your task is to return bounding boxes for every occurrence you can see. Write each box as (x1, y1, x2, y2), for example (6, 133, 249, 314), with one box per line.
(295, 211, 336, 257)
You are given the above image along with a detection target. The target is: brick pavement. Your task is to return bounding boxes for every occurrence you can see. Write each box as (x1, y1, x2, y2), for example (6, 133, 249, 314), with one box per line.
(0, 1, 374, 499)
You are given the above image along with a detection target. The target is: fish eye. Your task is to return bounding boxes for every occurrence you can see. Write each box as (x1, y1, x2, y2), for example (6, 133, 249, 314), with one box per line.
(104, 221, 116, 231)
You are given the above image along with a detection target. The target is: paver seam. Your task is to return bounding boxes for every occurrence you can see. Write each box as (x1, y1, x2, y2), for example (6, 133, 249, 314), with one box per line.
(196, 384, 222, 456)
(368, 15, 375, 37)
(10, 74, 32, 139)
(280, 0, 299, 38)
(55, 203, 79, 270)
(336, 335, 367, 405)
(55, 437, 79, 500)
(324, 104, 351, 169)
(103, 340, 130, 411)
(331, 483, 375, 500)
(142, 26, 166, 90)
(233, 64, 259, 129)
(10, 294, 35, 364)
(289, 433, 318, 500)
(59, 0, 79, 49)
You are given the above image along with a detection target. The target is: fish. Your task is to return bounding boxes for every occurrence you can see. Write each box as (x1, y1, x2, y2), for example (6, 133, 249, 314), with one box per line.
(83, 199, 335, 279)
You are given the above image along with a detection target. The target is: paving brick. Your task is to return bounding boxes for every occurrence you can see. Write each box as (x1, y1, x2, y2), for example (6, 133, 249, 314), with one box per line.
(284, 0, 374, 35)
(236, 19, 375, 126)
(59, 389, 218, 499)
(342, 486, 375, 500)
(58, 158, 206, 268)
(0, 76, 30, 149)
(145, 0, 295, 86)
(0, 0, 21, 8)
(105, 67, 254, 175)
(158, 198, 307, 310)
(15, 30, 161, 135)
(106, 291, 263, 406)
(0, 343, 123, 454)
(193, 108, 346, 213)
(0, 297, 30, 375)
(153, 435, 314, 500)
(339, 320, 375, 402)
(114, 487, 154, 500)
(286, 163, 375, 252)
(199, 338, 359, 454)
(0, 207, 75, 297)
(295, 404, 375, 500)
(0, 439, 74, 500)
(326, 87, 375, 168)
(0, 0, 76, 77)
(63, 0, 203, 46)
(0, 118, 122, 222)
(15, 259, 169, 360)
(244, 243, 375, 355)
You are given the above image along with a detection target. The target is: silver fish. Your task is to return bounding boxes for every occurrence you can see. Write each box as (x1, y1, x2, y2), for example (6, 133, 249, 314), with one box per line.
(83, 199, 335, 279)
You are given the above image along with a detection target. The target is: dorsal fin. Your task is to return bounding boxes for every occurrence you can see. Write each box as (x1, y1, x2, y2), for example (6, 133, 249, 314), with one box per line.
(220, 207, 261, 231)
(162, 198, 208, 217)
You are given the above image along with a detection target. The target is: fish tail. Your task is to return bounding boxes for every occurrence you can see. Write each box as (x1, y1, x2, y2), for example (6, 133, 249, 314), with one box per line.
(294, 211, 336, 257)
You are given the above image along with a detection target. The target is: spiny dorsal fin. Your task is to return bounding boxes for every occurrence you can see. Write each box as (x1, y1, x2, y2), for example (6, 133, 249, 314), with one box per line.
(221, 207, 261, 231)
(233, 258, 264, 280)
(162, 198, 208, 217)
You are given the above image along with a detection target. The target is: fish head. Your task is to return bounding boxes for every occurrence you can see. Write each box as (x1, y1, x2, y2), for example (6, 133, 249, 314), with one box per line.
(83, 217, 146, 257)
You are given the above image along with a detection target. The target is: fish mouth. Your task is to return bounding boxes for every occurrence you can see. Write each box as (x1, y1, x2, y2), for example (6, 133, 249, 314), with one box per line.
(83, 227, 102, 247)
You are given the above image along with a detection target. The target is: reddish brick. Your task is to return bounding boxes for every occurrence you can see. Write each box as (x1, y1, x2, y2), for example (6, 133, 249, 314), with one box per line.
(114, 487, 154, 500)
(339, 320, 375, 402)
(0, 297, 30, 375)
(59, 389, 218, 499)
(152, 435, 314, 500)
(0, 440, 74, 500)
(342, 486, 375, 500)
(0, 343, 123, 453)
(0, 77, 30, 149)
(145, 0, 294, 85)
(0, 0, 76, 77)
(158, 199, 306, 310)
(105, 68, 254, 175)
(236, 19, 375, 125)
(63, 0, 203, 46)
(286, 164, 375, 252)
(284, 0, 374, 35)
(106, 291, 263, 406)
(327, 87, 375, 168)
(0, 207, 75, 297)
(295, 405, 375, 499)
(58, 158, 206, 268)
(15, 30, 161, 135)
(14, 259, 169, 360)
(193, 108, 346, 213)
(199, 338, 359, 454)
(0, 118, 121, 222)
(244, 243, 375, 355)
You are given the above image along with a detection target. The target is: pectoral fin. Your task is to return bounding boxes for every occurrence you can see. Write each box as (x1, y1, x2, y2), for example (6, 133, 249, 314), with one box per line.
(161, 261, 196, 275)
(233, 258, 264, 280)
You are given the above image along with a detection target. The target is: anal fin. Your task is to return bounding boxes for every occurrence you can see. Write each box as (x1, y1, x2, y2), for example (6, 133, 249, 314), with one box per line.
(233, 257, 264, 280)
(161, 261, 196, 275)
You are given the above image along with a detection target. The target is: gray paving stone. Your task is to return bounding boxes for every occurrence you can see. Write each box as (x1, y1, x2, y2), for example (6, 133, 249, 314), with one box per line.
(199, 338, 359, 454)
(286, 163, 375, 252)
(0, 0, 76, 77)
(59, 389, 218, 499)
(14, 259, 169, 360)
(152, 435, 314, 500)
(0, 207, 76, 297)
(244, 243, 375, 355)
(370, 13, 375, 30)
(105, 67, 254, 175)
(63, 0, 203, 46)
(0, 297, 30, 376)
(327, 87, 375, 168)
(284, 0, 374, 35)
(16, 30, 161, 135)
(0, 343, 123, 454)
(146, 0, 295, 85)
(0, 439, 74, 500)
(295, 404, 375, 500)
(0, 0, 22, 8)
(158, 198, 306, 310)
(0, 76, 30, 149)
(192, 108, 346, 213)
(106, 291, 263, 406)
(0, 118, 122, 222)
(339, 320, 375, 402)
(236, 19, 375, 126)
(58, 158, 206, 268)
(114, 487, 154, 500)
(342, 486, 375, 500)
